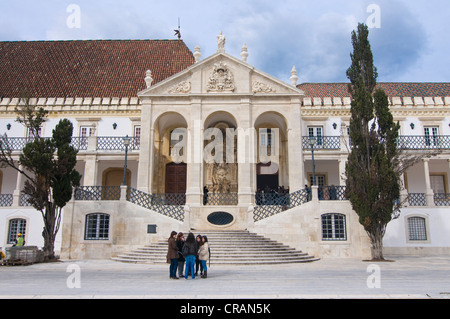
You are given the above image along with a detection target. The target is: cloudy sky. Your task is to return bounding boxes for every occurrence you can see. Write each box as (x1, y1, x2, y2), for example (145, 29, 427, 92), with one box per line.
(1, 0, 448, 84)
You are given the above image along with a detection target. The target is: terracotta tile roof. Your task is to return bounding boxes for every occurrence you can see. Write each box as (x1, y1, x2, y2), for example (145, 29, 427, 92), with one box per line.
(0, 39, 195, 98)
(298, 82, 450, 98)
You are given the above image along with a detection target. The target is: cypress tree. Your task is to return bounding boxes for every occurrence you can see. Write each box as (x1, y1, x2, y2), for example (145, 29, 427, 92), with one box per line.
(345, 23, 401, 260)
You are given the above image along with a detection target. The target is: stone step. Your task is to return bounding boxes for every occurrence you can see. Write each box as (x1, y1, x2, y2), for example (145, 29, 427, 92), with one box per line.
(112, 230, 319, 265)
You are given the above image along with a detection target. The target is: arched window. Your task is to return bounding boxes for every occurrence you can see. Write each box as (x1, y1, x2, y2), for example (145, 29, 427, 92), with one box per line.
(84, 213, 110, 240)
(321, 213, 347, 241)
(407, 216, 427, 241)
(8, 218, 26, 244)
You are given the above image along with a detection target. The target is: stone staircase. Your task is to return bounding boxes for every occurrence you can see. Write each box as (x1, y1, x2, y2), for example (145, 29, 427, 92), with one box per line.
(112, 230, 319, 265)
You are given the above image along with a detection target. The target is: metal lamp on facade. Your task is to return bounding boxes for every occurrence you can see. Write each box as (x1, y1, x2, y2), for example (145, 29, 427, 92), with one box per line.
(309, 136, 316, 186)
(122, 135, 131, 186)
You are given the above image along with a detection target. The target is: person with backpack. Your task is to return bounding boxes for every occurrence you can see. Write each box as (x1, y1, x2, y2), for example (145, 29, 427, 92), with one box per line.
(176, 232, 185, 279)
(198, 235, 209, 279)
(182, 232, 197, 279)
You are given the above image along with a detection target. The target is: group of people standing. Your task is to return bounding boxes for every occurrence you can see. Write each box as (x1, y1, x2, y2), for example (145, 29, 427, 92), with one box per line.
(167, 231, 209, 280)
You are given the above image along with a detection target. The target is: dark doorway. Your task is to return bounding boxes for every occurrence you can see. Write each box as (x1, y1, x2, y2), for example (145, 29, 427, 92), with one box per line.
(256, 162, 279, 191)
(165, 162, 187, 204)
(165, 162, 186, 193)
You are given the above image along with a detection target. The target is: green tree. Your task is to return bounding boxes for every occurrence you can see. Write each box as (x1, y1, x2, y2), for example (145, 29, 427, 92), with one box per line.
(0, 97, 81, 261)
(345, 23, 401, 260)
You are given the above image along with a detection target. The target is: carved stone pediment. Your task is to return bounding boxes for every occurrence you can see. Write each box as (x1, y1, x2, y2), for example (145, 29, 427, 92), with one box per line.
(206, 62, 235, 92)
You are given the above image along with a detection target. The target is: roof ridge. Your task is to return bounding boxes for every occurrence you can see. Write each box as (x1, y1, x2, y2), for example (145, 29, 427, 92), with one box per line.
(0, 39, 183, 43)
(299, 82, 450, 84)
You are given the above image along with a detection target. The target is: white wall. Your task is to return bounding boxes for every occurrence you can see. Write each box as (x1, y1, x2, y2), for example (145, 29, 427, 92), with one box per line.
(0, 207, 64, 255)
(384, 207, 450, 255)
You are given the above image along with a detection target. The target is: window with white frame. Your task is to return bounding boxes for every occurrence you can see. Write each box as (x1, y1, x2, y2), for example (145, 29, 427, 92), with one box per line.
(407, 216, 427, 241)
(84, 213, 110, 240)
(8, 218, 27, 244)
(321, 213, 347, 241)
(79, 126, 95, 149)
(308, 126, 323, 147)
(134, 125, 141, 148)
(424, 126, 439, 146)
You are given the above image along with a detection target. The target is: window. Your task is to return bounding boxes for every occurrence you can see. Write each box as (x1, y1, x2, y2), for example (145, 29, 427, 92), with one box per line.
(407, 216, 427, 241)
(259, 128, 276, 156)
(84, 213, 110, 240)
(308, 126, 323, 147)
(322, 213, 347, 241)
(430, 174, 446, 194)
(424, 126, 439, 147)
(134, 125, 141, 148)
(309, 174, 326, 187)
(8, 218, 26, 244)
(80, 126, 95, 148)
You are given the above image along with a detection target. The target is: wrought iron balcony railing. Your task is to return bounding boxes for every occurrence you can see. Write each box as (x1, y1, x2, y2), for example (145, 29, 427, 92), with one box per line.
(74, 186, 121, 201)
(301, 135, 450, 151)
(396, 135, 450, 150)
(204, 192, 238, 206)
(0, 136, 140, 152)
(318, 185, 348, 200)
(302, 136, 341, 150)
(0, 194, 13, 207)
(253, 188, 310, 222)
(96, 136, 140, 151)
(434, 193, 450, 206)
(127, 188, 184, 221)
(407, 193, 426, 206)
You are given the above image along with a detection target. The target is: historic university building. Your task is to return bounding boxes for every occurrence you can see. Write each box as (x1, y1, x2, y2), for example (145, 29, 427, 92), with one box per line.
(1, 34, 449, 260)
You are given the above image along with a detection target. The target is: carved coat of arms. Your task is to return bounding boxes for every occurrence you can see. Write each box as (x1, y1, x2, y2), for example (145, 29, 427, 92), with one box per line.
(206, 62, 235, 92)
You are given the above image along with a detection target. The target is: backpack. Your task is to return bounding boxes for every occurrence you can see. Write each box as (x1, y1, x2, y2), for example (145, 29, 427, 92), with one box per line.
(182, 242, 195, 257)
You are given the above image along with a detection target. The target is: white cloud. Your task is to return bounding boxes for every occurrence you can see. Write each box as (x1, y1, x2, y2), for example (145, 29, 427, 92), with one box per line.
(0, 0, 448, 83)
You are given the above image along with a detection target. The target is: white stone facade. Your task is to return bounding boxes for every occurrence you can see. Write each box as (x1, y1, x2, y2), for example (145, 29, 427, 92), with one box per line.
(1, 36, 449, 260)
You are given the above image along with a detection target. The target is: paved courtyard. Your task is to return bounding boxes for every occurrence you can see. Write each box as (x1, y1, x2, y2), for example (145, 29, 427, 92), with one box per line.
(1, 255, 449, 299)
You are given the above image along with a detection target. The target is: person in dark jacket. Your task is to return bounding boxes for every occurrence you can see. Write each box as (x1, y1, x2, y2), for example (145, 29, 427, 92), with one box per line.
(183, 232, 197, 279)
(167, 231, 179, 279)
(176, 232, 185, 278)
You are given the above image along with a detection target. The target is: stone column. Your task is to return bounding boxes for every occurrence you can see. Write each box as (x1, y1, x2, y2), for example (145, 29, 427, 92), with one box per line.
(83, 155, 98, 186)
(12, 165, 24, 206)
(137, 99, 153, 193)
(399, 172, 409, 206)
(185, 100, 203, 206)
(338, 156, 347, 186)
(238, 98, 253, 206)
(287, 98, 304, 192)
(423, 159, 435, 206)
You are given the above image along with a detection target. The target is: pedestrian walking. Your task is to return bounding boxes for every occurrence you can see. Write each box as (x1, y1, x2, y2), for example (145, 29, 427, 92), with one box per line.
(182, 232, 197, 279)
(198, 235, 209, 279)
(176, 232, 185, 279)
(167, 231, 179, 279)
(195, 234, 203, 277)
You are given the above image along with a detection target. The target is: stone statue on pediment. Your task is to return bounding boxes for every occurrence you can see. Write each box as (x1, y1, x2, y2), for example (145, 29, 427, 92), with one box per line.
(217, 31, 225, 53)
